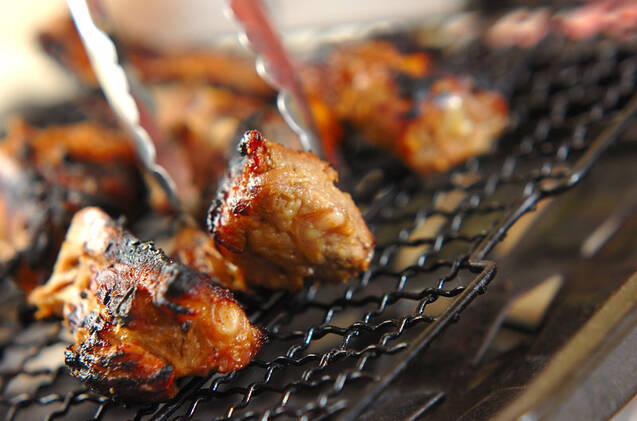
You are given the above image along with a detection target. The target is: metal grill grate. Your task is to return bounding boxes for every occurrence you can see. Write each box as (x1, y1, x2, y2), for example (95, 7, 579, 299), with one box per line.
(1, 35, 637, 421)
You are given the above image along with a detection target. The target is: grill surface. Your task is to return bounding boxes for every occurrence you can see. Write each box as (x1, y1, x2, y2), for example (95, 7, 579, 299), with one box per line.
(1, 34, 637, 421)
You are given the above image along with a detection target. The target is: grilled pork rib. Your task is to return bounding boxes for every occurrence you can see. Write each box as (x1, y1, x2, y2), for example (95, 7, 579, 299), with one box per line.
(29, 208, 262, 401)
(208, 130, 374, 290)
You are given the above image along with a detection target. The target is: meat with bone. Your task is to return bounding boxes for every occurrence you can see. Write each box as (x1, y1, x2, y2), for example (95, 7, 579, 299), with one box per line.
(208, 130, 374, 290)
(28, 207, 262, 401)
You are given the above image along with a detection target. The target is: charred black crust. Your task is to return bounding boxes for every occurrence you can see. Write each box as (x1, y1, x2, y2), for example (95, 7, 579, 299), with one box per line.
(65, 347, 175, 403)
(207, 130, 263, 236)
(238, 130, 263, 157)
(102, 234, 198, 299)
(206, 198, 223, 234)
(99, 223, 235, 303)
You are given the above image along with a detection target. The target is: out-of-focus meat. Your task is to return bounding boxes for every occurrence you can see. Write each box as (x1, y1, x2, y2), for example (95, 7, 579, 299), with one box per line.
(1, 119, 141, 207)
(39, 16, 97, 86)
(555, 0, 637, 41)
(28, 208, 262, 401)
(39, 16, 274, 97)
(38, 15, 274, 216)
(152, 84, 266, 215)
(302, 40, 432, 150)
(208, 130, 374, 290)
(302, 41, 508, 175)
(129, 48, 274, 97)
(485, 8, 551, 48)
(485, 1, 637, 49)
(0, 152, 51, 294)
(398, 77, 509, 174)
(0, 118, 145, 292)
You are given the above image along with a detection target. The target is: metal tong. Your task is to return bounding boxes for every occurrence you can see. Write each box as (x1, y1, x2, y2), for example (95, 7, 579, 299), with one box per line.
(67, 0, 181, 213)
(67, 0, 323, 217)
(228, 0, 324, 158)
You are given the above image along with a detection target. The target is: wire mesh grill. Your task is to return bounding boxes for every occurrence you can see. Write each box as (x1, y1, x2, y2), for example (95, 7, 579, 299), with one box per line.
(1, 35, 637, 421)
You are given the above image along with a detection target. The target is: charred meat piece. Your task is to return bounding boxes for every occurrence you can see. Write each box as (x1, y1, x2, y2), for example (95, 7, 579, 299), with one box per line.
(302, 41, 509, 175)
(0, 152, 52, 294)
(1, 118, 142, 209)
(28, 208, 262, 401)
(302, 40, 432, 151)
(208, 130, 374, 290)
(399, 77, 508, 175)
(0, 118, 145, 292)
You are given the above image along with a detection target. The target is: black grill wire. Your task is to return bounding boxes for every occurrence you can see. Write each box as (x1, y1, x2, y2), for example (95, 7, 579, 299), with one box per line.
(1, 35, 637, 421)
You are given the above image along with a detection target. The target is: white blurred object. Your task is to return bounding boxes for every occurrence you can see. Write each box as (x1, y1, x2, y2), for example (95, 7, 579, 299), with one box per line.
(0, 0, 78, 112)
(101, 0, 465, 49)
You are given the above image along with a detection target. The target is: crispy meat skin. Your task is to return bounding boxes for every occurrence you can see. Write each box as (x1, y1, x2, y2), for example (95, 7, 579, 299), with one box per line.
(29, 208, 262, 401)
(302, 41, 508, 175)
(209, 131, 374, 290)
(0, 119, 144, 292)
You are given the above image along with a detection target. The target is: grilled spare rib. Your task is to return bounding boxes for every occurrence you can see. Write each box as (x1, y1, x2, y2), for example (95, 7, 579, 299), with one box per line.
(0, 118, 144, 293)
(208, 130, 374, 290)
(28, 208, 262, 401)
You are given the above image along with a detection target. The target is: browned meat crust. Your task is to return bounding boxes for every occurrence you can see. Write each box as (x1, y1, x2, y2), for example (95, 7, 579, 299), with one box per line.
(28, 208, 262, 402)
(208, 131, 374, 290)
(0, 119, 145, 293)
(168, 225, 246, 291)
